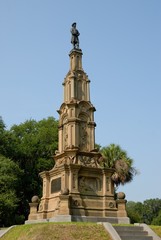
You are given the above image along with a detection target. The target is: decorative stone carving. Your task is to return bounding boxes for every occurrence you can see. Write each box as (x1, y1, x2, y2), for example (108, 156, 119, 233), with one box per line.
(64, 107, 68, 114)
(71, 199, 80, 207)
(109, 201, 115, 208)
(55, 150, 60, 155)
(80, 105, 87, 113)
(38, 203, 43, 211)
(79, 122, 88, 151)
(55, 157, 64, 167)
(68, 155, 76, 164)
(78, 176, 101, 193)
(55, 155, 77, 167)
(78, 155, 102, 168)
(63, 124, 68, 150)
(106, 177, 110, 191)
(72, 172, 77, 189)
(78, 73, 83, 79)
(61, 188, 69, 195)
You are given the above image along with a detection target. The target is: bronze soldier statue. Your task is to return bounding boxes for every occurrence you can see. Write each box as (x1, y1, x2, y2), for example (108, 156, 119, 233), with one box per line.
(71, 22, 80, 49)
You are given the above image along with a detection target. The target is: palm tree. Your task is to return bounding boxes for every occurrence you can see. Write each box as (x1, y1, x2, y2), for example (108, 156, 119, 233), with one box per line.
(101, 144, 138, 186)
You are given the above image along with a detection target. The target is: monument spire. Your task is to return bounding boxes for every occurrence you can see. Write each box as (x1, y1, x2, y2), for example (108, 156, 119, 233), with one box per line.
(56, 24, 96, 157)
(27, 24, 129, 224)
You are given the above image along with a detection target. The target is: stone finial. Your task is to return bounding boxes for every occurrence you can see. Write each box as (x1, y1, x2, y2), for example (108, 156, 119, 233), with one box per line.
(117, 192, 126, 200)
(31, 195, 39, 203)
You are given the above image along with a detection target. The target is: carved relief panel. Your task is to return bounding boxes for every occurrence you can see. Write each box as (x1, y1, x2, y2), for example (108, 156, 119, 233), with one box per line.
(63, 123, 68, 150)
(79, 121, 88, 151)
(72, 171, 78, 190)
(78, 176, 102, 194)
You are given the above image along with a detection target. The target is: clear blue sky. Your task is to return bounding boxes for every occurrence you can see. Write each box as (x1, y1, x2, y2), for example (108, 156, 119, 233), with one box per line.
(0, 0, 161, 202)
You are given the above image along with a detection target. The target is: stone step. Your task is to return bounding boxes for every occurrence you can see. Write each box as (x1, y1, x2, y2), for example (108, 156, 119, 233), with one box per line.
(113, 225, 153, 240)
(114, 226, 144, 232)
(119, 237, 153, 240)
(117, 230, 148, 236)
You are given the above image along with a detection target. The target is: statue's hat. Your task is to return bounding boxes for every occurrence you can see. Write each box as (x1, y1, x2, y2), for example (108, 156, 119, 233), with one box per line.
(72, 22, 76, 27)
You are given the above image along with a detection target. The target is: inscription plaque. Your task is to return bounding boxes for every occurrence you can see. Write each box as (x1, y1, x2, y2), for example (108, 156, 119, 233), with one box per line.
(51, 177, 61, 193)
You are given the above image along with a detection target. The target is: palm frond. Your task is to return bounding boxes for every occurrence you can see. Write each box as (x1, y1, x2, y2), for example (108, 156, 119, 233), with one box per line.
(100, 143, 138, 185)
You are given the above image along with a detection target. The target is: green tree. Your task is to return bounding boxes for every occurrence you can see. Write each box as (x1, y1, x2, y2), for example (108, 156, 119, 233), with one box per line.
(152, 210, 161, 226)
(0, 117, 16, 157)
(126, 201, 143, 223)
(3, 117, 58, 220)
(142, 198, 161, 225)
(0, 117, 7, 155)
(101, 144, 138, 186)
(126, 199, 161, 225)
(0, 155, 23, 226)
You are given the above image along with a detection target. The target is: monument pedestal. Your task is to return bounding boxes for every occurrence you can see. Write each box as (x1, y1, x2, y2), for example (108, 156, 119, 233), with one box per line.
(27, 162, 129, 224)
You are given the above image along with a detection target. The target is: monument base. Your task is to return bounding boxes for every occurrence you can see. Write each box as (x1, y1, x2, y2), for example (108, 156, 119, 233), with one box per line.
(25, 215, 130, 224)
(27, 163, 129, 224)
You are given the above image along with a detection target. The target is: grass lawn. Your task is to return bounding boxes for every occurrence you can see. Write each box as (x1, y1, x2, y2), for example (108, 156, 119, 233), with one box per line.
(1, 222, 112, 240)
(150, 225, 161, 237)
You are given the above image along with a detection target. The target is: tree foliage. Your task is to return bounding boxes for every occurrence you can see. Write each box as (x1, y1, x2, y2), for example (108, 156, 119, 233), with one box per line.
(0, 116, 58, 225)
(142, 199, 161, 225)
(126, 199, 161, 225)
(0, 155, 23, 226)
(152, 210, 161, 225)
(101, 144, 138, 186)
(126, 201, 143, 223)
(0, 117, 7, 155)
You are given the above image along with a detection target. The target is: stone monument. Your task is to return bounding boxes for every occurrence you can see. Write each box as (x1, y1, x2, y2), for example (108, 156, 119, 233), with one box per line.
(26, 23, 129, 224)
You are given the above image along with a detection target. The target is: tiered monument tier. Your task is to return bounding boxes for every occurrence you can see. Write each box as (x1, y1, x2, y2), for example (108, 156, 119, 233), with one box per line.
(27, 48, 129, 224)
